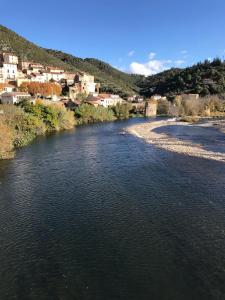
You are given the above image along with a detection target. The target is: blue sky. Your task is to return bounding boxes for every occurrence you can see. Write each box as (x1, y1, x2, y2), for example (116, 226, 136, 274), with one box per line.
(1, 0, 225, 75)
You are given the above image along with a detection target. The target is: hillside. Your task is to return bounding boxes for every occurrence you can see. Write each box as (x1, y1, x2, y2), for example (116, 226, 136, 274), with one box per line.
(46, 49, 142, 97)
(0, 25, 141, 97)
(0, 25, 72, 70)
(139, 59, 225, 97)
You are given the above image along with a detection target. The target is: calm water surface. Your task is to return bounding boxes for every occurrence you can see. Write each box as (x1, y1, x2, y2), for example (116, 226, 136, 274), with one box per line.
(0, 118, 225, 300)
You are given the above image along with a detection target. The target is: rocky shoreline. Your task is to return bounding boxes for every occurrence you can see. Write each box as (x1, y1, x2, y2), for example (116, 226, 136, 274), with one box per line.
(126, 119, 225, 163)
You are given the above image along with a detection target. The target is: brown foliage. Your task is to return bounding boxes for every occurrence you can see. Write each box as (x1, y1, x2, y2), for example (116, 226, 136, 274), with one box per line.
(0, 116, 14, 159)
(19, 82, 62, 97)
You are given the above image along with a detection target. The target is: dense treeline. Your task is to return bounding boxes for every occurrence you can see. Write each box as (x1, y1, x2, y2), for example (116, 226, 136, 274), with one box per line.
(139, 59, 225, 97)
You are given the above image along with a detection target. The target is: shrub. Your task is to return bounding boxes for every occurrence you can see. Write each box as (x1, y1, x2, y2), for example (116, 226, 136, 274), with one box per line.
(0, 117, 14, 159)
(112, 103, 132, 119)
(75, 104, 115, 124)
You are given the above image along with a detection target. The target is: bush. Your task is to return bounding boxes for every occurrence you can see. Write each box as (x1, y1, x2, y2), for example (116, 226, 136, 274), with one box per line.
(157, 99, 169, 115)
(112, 103, 132, 119)
(0, 117, 14, 159)
(75, 104, 115, 124)
(19, 101, 76, 130)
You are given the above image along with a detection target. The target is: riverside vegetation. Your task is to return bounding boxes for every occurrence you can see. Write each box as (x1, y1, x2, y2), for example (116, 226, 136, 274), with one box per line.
(0, 101, 132, 159)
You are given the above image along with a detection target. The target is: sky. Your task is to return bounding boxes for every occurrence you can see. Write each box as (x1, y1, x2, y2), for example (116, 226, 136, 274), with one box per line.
(1, 0, 225, 76)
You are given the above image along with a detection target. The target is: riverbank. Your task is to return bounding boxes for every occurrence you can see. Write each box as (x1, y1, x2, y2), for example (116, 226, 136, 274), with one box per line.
(126, 119, 225, 163)
(0, 102, 132, 160)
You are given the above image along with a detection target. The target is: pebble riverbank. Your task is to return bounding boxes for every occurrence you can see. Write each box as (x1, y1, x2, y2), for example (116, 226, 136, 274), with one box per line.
(126, 119, 225, 163)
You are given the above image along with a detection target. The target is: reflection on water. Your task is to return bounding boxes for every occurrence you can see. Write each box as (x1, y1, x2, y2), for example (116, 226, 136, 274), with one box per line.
(0, 118, 225, 300)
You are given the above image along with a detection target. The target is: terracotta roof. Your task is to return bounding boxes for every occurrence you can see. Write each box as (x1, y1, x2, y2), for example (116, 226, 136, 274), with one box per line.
(31, 73, 44, 77)
(85, 100, 100, 105)
(4, 84, 15, 88)
(98, 93, 112, 99)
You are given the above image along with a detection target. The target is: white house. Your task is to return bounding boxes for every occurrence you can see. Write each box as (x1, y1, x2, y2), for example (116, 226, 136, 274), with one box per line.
(86, 94, 124, 108)
(98, 94, 124, 107)
(1, 92, 31, 104)
(2, 63, 18, 80)
(30, 73, 46, 83)
(1, 53, 19, 65)
(42, 71, 64, 82)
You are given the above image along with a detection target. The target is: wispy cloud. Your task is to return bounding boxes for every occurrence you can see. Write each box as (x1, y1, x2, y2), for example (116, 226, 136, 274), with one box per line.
(174, 60, 185, 65)
(128, 50, 135, 57)
(148, 52, 156, 60)
(181, 50, 188, 55)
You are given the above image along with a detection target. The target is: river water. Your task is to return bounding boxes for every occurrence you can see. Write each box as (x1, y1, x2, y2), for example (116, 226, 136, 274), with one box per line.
(0, 118, 225, 300)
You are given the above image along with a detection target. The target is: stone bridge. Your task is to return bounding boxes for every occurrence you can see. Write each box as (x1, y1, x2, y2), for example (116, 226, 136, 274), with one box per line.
(131, 100, 157, 117)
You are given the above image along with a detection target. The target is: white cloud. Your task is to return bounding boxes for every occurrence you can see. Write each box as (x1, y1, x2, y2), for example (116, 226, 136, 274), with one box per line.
(148, 52, 156, 60)
(128, 50, 135, 57)
(129, 54, 186, 76)
(174, 60, 185, 65)
(181, 50, 188, 54)
(130, 60, 170, 76)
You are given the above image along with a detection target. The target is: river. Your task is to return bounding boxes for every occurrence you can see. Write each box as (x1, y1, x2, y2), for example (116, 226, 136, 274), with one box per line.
(0, 118, 225, 300)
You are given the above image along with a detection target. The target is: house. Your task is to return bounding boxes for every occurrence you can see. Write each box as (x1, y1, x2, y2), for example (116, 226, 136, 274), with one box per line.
(128, 95, 144, 103)
(75, 72, 98, 94)
(85, 98, 101, 107)
(46, 66, 64, 73)
(0, 52, 18, 65)
(1, 92, 31, 104)
(86, 93, 124, 108)
(0, 84, 15, 93)
(18, 60, 33, 71)
(151, 95, 163, 101)
(98, 94, 124, 107)
(65, 72, 76, 85)
(42, 71, 65, 82)
(29, 73, 46, 83)
(1, 62, 17, 81)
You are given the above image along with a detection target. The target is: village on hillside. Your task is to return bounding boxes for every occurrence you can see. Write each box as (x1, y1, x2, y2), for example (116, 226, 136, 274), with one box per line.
(0, 51, 132, 109)
(0, 51, 205, 118)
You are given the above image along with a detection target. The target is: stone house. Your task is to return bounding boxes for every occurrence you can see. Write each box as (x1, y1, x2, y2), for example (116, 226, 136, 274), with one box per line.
(1, 92, 31, 104)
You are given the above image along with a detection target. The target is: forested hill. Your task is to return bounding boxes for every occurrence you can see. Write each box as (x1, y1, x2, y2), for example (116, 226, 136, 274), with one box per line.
(0, 25, 142, 97)
(139, 59, 225, 97)
(46, 49, 142, 97)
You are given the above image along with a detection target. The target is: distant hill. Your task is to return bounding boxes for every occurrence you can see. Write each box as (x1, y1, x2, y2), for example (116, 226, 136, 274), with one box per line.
(0, 25, 142, 97)
(139, 59, 225, 97)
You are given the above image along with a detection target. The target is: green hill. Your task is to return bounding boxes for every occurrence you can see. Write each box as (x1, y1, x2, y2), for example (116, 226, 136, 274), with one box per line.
(45, 49, 142, 98)
(0, 25, 71, 70)
(0, 25, 141, 97)
(139, 59, 225, 97)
